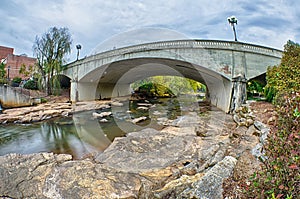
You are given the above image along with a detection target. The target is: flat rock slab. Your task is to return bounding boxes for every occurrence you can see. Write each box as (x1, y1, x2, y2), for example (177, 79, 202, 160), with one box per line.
(95, 128, 200, 173)
(0, 153, 148, 199)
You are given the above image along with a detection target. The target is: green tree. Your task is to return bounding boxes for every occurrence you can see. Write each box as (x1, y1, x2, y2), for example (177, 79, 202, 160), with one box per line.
(131, 76, 206, 96)
(33, 27, 72, 95)
(19, 63, 34, 78)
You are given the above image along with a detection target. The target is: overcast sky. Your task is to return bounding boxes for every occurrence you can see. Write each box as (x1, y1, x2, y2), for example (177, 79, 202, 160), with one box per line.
(1, 0, 299, 62)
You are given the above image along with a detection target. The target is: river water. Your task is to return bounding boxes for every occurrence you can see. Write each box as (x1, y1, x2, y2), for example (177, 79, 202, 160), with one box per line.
(0, 97, 200, 159)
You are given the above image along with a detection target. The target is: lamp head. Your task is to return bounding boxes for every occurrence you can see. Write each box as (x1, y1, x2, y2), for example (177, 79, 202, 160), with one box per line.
(227, 16, 238, 24)
(76, 44, 82, 50)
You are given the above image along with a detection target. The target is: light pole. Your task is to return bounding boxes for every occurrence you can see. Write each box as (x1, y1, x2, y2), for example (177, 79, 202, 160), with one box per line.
(7, 65, 10, 81)
(227, 16, 238, 41)
(76, 44, 82, 60)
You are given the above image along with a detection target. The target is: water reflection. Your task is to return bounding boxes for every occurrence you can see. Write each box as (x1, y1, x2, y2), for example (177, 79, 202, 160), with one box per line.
(40, 121, 86, 157)
(0, 117, 111, 159)
(72, 111, 112, 153)
(0, 97, 203, 159)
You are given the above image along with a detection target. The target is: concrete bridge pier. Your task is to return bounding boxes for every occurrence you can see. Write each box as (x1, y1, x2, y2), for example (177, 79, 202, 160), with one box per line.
(70, 81, 132, 102)
(230, 75, 247, 112)
(70, 80, 78, 102)
(97, 83, 131, 99)
(204, 77, 233, 113)
(70, 81, 98, 102)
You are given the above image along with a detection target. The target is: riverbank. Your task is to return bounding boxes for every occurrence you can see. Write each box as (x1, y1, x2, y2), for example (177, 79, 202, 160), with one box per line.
(0, 97, 113, 124)
(223, 101, 277, 198)
(0, 98, 276, 198)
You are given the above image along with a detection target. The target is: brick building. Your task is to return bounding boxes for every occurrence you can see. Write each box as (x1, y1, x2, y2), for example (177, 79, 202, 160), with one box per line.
(0, 46, 13, 60)
(0, 45, 36, 80)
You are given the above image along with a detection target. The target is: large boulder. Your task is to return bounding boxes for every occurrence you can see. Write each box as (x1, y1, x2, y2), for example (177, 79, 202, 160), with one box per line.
(0, 153, 148, 199)
(95, 128, 200, 173)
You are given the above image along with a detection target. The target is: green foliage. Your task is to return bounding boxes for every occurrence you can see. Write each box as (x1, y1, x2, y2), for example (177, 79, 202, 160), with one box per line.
(50, 74, 62, 96)
(0, 78, 8, 85)
(136, 82, 174, 97)
(19, 64, 34, 77)
(12, 77, 22, 84)
(131, 76, 206, 96)
(23, 79, 38, 90)
(40, 98, 48, 103)
(265, 40, 300, 101)
(247, 40, 300, 198)
(11, 76, 22, 87)
(0, 62, 6, 84)
(264, 84, 277, 102)
(248, 92, 299, 198)
(247, 80, 264, 99)
(293, 107, 300, 118)
(33, 26, 72, 95)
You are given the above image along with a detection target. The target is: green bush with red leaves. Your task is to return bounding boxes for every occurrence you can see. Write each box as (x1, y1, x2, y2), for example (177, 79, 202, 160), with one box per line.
(247, 41, 300, 198)
(265, 40, 300, 102)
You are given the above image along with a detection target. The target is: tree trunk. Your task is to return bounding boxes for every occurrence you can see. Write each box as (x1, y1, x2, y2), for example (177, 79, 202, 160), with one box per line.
(47, 73, 51, 95)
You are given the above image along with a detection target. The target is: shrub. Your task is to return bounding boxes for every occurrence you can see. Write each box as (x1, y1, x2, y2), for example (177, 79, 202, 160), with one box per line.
(12, 77, 22, 84)
(264, 84, 277, 102)
(41, 98, 48, 103)
(23, 79, 38, 90)
(248, 92, 299, 198)
(0, 78, 8, 85)
(246, 40, 300, 198)
(12, 77, 22, 87)
(0, 63, 6, 80)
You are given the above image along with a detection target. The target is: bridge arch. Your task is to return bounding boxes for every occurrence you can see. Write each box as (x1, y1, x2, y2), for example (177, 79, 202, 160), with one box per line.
(64, 40, 282, 112)
(72, 57, 232, 112)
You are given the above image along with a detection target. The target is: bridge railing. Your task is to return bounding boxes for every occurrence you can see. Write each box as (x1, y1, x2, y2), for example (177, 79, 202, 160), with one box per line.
(66, 40, 282, 68)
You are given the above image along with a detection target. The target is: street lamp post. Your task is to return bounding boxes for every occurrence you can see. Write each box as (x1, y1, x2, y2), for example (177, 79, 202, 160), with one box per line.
(7, 66, 10, 81)
(227, 16, 238, 41)
(76, 44, 82, 60)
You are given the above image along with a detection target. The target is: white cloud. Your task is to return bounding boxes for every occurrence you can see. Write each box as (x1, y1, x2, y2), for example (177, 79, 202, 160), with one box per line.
(90, 27, 189, 55)
(0, 0, 299, 60)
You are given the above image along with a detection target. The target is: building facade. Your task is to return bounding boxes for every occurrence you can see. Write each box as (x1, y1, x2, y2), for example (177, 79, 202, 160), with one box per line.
(0, 45, 36, 80)
(0, 46, 13, 61)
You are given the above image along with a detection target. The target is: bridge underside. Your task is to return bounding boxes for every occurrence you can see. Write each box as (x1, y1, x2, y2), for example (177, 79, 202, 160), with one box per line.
(248, 73, 267, 85)
(71, 58, 233, 112)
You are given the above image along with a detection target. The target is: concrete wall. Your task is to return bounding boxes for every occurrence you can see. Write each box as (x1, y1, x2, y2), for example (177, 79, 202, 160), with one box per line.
(0, 85, 33, 108)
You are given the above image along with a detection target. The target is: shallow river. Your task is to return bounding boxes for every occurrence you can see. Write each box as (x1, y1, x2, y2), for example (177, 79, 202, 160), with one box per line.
(0, 98, 197, 159)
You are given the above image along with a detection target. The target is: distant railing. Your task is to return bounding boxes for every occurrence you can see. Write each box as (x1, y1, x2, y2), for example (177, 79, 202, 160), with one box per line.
(66, 39, 282, 69)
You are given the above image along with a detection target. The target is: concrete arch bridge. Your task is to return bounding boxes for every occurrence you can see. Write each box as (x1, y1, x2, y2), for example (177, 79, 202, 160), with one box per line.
(63, 40, 282, 112)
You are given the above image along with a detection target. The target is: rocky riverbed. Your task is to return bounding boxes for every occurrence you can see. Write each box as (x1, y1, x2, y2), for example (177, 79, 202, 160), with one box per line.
(0, 100, 112, 124)
(0, 99, 276, 198)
